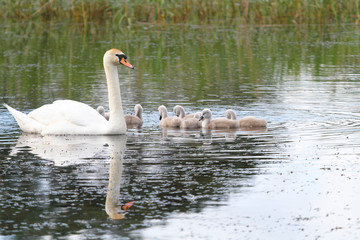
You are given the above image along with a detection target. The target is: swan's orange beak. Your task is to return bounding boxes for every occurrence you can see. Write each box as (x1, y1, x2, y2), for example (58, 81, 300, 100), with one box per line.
(120, 58, 134, 69)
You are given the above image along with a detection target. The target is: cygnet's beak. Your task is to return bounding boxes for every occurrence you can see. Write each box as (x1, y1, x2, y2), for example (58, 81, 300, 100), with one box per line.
(199, 116, 204, 121)
(120, 57, 134, 69)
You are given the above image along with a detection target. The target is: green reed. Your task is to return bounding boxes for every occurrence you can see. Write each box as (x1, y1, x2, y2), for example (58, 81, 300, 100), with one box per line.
(0, 0, 359, 25)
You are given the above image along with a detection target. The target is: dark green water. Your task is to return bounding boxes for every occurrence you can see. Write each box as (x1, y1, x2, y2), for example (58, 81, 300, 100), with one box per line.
(1, 22, 360, 239)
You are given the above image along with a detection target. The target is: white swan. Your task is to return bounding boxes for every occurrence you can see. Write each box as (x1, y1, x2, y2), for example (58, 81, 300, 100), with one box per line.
(3, 49, 134, 135)
(124, 104, 143, 127)
(199, 108, 240, 129)
(173, 105, 195, 120)
(158, 105, 181, 128)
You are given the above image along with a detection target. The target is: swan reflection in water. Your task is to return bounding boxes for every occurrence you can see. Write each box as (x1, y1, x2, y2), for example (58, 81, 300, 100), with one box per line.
(159, 127, 267, 144)
(10, 134, 129, 220)
(105, 135, 128, 219)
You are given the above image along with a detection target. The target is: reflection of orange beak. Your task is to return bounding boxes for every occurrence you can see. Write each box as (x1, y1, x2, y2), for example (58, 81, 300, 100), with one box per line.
(123, 201, 134, 212)
(120, 58, 134, 69)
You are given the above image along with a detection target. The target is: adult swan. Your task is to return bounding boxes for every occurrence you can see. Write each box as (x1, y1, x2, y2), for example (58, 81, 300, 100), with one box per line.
(4, 49, 134, 135)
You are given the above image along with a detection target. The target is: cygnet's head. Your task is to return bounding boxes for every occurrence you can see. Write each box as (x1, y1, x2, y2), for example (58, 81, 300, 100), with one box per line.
(135, 104, 143, 113)
(134, 104, 143, 118)
(199, 108, 212, 121)
(158, 105, 167, 120)
(225, 109, 237, 120)
(194, 112, 202, 119)
(173, 105, 184, 117)
(97, 106, 106, 117)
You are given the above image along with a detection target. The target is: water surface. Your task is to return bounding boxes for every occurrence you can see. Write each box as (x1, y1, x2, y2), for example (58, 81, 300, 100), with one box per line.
(1, 23, 360, 239)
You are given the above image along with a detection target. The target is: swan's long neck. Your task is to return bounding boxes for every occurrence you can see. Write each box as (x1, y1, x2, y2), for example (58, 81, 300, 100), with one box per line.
(105, 136, 127, 219)
(162, 109, 168, 119)
(179, 108, 185, 118)
(104, 63, 126, 133)
(202, 118, 211, 128)
(202, 113, 211, 128)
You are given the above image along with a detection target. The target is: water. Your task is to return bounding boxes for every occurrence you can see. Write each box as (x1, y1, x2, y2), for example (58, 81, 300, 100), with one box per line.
(1, 22, 360, 239)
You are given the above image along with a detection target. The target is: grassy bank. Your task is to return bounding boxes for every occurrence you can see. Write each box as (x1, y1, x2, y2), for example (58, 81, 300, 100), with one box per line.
(1, 0, 360, 25)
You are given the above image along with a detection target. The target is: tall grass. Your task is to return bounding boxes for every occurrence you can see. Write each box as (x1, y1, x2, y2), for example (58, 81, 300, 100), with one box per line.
(0, 0, 359, 25)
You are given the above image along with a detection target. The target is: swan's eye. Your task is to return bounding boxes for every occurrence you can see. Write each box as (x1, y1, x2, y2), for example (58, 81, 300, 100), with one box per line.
(116, 54, 127, 62)
(115, 53, 134, 69)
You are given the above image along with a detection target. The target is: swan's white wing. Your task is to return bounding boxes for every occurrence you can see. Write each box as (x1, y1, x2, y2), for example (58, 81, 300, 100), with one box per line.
(28, 100, 107, 127)
(4, 104, 45, 133)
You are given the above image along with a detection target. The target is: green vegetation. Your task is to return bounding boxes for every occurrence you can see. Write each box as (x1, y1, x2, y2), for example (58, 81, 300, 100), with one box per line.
(2, 22, 359, 108)
(1, 0, 360, 25)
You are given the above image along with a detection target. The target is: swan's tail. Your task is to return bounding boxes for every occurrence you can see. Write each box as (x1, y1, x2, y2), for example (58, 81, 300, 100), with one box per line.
(3, 104, 43, 133)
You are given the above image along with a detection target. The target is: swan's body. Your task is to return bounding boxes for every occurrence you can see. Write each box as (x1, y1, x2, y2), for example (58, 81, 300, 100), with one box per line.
(199, 108, 240, 129)
(225, 109, 237, 120)
(239, 116, 267, 127)
(4, 49, 134, 135)
(124, 104, 143, 127)
(158, 105, 181, 128)
(97, 106, 110, 120)
(224, 109, 266, 127)
(173, 105, 195, 120)
(180, 111, 202, 129)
